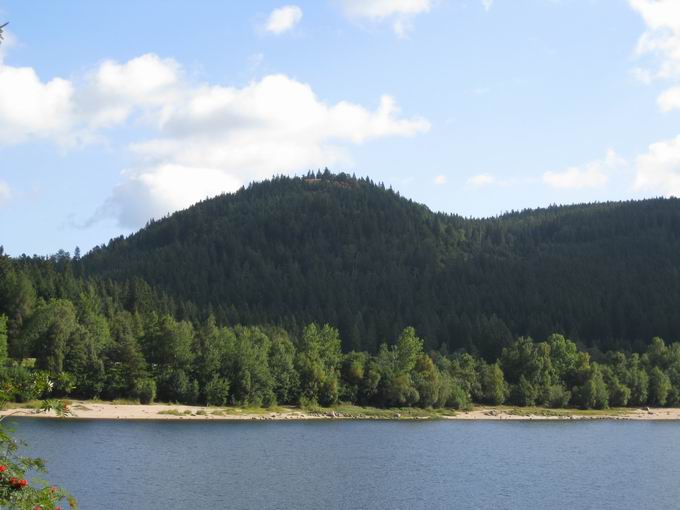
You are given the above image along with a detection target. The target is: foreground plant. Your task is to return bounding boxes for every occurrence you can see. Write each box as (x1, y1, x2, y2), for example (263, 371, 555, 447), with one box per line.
(0, 396, 76, 509)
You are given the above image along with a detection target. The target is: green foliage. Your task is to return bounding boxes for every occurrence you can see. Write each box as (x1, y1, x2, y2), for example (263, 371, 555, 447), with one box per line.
(395, 328, 423, 374)
(20, 300, 77, 374)
(73, 173, 680, 356)
(157, 369, 198, 404)
(544, 384, 571, 408)
(135, 378, 156, 405)
(0, 388, 77, 509)
(4, 243, 680, 412)
(225, 326, 275, 407)
(204, 377, 230, 406)
(0, 315, 8, 365)
(296, 324, 341, 406)
(649, 367, 671, 406)
(268, 331, 299, 404)
(412, 354, 443, 408)
(478, 363, 506, 405)
(576, 366, 609, 410)
(512, 375, 538, 407)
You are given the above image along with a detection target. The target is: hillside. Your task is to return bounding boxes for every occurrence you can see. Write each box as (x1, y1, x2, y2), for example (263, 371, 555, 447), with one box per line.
(77, 171, 680, 357)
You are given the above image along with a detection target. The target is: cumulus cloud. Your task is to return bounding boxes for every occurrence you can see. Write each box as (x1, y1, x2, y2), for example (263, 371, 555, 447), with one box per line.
(0, 53, 180, 146)
(0, 50, 429, 226)
(340, 0, 431, 37)
(90, 165, 242, 228)
(265, 5, 303, 34)
(0, 65, 75, 145)
(481, 0, 493, 12)
(0, 44, 429, 227)
(634, 134, 680, 196)
(81, 53, 181, 128)
(108, 74, 428, 226)
(467, 173, 497, 187)
(629, 0, 680, 110)
(543, 150, 625, 189)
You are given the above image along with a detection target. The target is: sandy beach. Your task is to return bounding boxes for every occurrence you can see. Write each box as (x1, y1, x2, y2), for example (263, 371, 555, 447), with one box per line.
(2, 402, 679, 421)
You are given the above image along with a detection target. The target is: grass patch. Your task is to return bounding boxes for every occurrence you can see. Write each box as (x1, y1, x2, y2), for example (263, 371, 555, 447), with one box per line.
(157, 409, 193, 416)
(111, 399, 141, 405)
(4, 400, 43, 410)
(480, 405, 634, 417)
(207, 406, 285, 416)
(300, 403, 457, 419)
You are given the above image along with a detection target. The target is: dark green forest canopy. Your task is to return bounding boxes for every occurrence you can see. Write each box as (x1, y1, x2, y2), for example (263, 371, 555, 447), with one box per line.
(1, 251, 678, 411)
(2, 172, 680, 410)
(73, 171, 680, 357)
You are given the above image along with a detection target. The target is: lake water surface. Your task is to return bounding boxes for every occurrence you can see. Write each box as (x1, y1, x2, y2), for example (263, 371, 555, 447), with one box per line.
(9, 419, 680, 509)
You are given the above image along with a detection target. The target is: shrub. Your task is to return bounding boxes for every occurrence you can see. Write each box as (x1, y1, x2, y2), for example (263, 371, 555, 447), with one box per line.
(446, 382, 470, 410)
(205, 377, 230, 406)
(510, 376, 537, 406)
(545, 384, 571, 408)
(136, 378, 157, 405)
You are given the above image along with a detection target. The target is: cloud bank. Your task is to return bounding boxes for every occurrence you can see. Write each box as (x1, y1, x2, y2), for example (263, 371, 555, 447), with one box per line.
(629, 0, 680, 196)
(0, 52, 429, 227)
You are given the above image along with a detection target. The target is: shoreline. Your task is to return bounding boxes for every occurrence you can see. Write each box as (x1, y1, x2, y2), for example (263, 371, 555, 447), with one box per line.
(1, 402, 679, 422)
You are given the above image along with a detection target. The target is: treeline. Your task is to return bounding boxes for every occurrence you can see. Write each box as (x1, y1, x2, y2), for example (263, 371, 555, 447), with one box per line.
(1, 253, 680, 409)
(79, 171, 680, 357)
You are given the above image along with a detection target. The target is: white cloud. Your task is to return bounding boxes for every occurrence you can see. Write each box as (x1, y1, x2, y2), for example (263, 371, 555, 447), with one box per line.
(0, 64, 75, 145)
(0, 180, 10, 204)
(341, 0, 431, 19)
(467, 173, 497, 187)
(634, 134, 680, 196)
(109, 75, 428, 226)
(0, 53, 180, 145)
(658, 86, 680, 112)
(0, 50, 429, 227)
(629, 0, 680, 110)
(87, 61, 428, 227)
(543, 149, 625, 189)
(629, 2, 680, 197)
(340, 0, 431, 36)
(81, 53, 181, 128)
(482, 0, 493, 12)
(433, 175, 447, 185)
(91, 164, 241, 228)
(265, 5, 303, 35)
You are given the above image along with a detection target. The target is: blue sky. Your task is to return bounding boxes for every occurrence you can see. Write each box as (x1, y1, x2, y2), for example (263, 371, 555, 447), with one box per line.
(0, 0, 679, 256)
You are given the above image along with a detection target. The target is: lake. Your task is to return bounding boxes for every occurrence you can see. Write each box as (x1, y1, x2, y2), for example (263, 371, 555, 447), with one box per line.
(9, 419, 680, 509)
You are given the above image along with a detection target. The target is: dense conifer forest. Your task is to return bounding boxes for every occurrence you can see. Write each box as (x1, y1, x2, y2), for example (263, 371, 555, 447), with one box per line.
(2, 171, 680, 410)
(82, 171, 680, 356)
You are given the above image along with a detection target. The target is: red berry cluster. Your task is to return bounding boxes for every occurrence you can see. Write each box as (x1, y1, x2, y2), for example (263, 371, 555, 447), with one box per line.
(0, 465, 28, 490)
(8, 476, 28, 489)
(0, 464, 62, 509)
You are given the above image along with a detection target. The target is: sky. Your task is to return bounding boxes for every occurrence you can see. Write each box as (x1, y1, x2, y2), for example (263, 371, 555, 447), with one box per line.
(0, 0, 679, 256)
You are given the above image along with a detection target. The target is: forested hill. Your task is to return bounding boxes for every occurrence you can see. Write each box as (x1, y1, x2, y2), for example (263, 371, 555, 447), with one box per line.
(80, 171, 680, 358)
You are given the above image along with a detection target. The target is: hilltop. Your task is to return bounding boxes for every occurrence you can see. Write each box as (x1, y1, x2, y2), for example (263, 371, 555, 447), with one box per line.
(78, 171, 680, 357)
